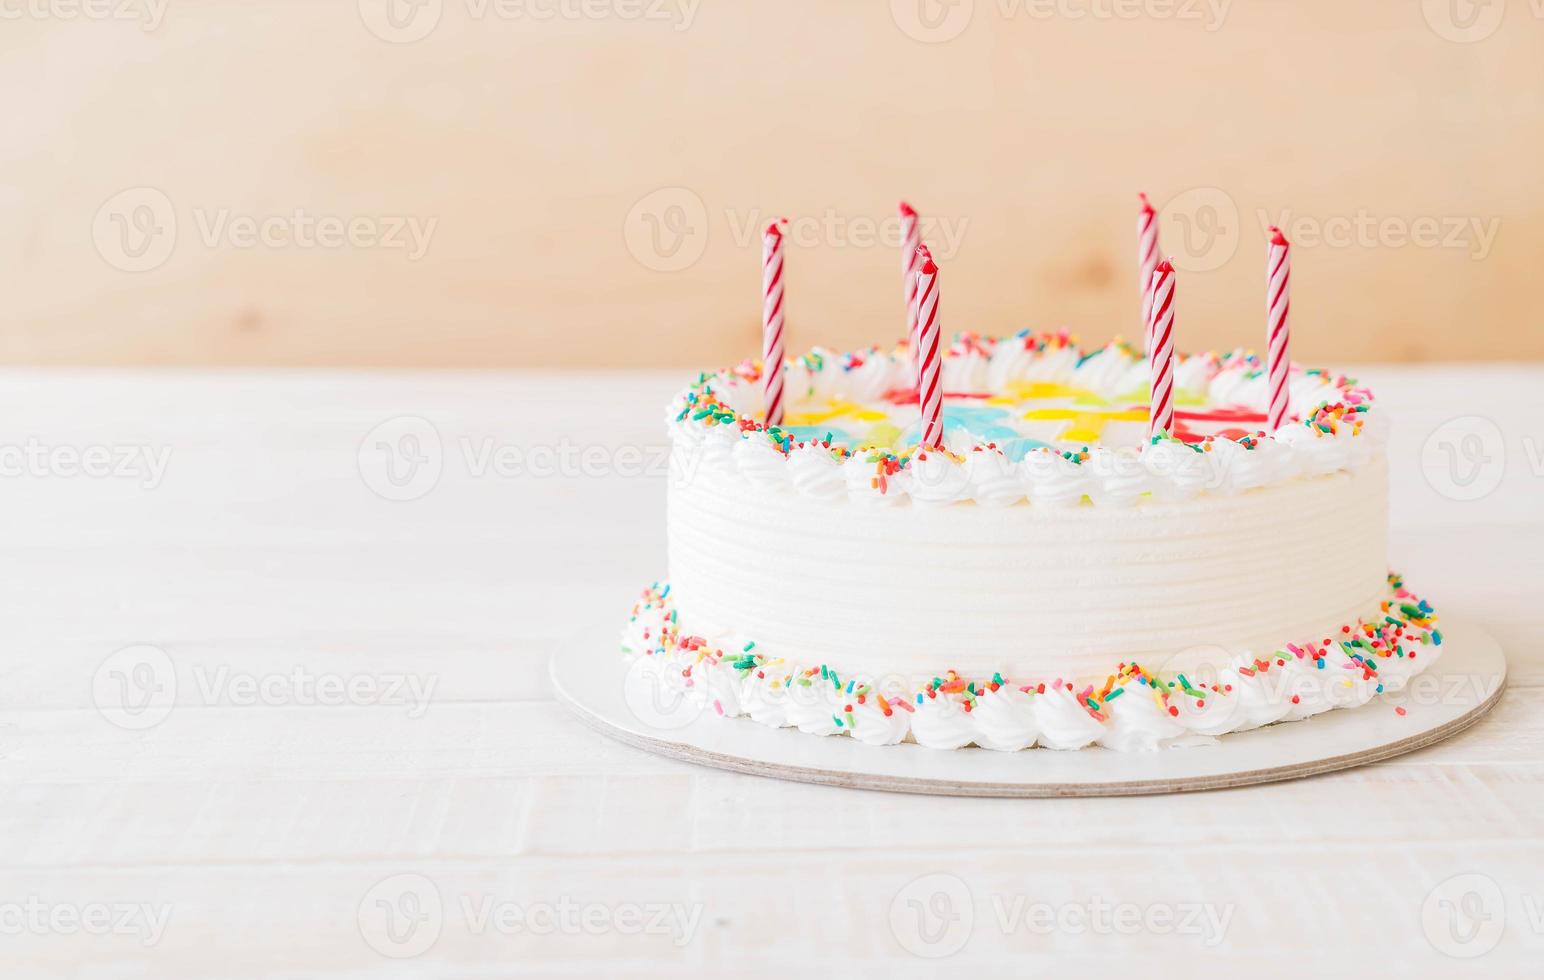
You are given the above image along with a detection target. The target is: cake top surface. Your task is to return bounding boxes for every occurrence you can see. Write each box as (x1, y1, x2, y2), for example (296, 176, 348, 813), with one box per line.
(667, 331, 1383, 506)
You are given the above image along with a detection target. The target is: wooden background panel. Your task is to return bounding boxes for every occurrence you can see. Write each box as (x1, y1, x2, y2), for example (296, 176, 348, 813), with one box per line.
(0, 3, 1541, 368)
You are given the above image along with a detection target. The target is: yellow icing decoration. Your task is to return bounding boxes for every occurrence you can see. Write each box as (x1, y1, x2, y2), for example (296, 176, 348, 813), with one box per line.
(1022, 406, 1148, 443)
(988, 381, 1092, 405)
(860, 422, 903, 448)
(784, 399, 889, 426)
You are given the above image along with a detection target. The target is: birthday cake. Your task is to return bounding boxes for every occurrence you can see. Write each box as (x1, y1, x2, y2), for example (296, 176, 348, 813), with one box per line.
(620, 207, 1440, 752)
(621, 335, 1440, 751)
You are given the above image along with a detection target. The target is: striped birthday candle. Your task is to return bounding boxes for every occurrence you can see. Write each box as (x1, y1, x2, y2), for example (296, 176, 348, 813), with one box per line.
(1138, 192, 1162, 351)
(914, 245, 944, 450)
(900, 201, 922, 384)
(1147, 258, 1176, 438)
(761, 218, 788, 426)
(1266, 226, 1292, 430)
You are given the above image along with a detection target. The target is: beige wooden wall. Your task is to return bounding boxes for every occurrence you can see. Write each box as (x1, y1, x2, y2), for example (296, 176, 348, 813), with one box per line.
(3, 1, 1541, 368)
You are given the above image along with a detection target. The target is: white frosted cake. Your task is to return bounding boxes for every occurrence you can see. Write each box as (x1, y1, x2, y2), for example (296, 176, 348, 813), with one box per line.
(621, 332, 1441, 752)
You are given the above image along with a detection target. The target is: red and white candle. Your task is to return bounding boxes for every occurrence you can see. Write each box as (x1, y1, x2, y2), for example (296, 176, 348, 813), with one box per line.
(899, 201, 922, 383)
(1138, 192, 1162, 351)
(1265, 226, 1292, 430)
(913, 245, 944, 450)
(1147, 258, 1176, 438)
(761, 218, 788, 427)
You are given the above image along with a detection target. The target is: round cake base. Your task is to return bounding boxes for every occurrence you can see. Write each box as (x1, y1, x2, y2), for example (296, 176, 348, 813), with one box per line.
(551, 617, 1506, 798)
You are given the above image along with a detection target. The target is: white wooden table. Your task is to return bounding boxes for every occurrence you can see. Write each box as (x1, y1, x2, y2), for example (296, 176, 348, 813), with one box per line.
(1, 367, 1540, 978)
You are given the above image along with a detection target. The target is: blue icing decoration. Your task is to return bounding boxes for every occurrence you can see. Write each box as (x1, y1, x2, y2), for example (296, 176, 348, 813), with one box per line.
(999, 436, 1052, 461)
(944, 406, 1023, 443)
(946, 404, 1015, 427)
(967, 422, 1022, 441)
(897, 405, 1023, 447)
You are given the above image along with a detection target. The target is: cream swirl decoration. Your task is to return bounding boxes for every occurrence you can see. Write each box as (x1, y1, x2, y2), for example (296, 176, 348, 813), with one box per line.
(668, 333, 1380, 508)
(620, 577, 1444, 753)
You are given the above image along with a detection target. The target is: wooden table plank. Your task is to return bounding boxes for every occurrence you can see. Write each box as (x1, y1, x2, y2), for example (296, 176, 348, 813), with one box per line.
(0, 366, 1540, 978)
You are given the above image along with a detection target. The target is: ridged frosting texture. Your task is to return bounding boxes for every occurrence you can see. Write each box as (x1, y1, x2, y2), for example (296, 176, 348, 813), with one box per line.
(669, 450, 1390, 680)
